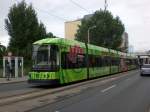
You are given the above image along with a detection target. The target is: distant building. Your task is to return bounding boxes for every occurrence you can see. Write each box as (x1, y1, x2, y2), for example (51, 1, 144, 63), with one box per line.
(65, 20, 81, 40)
(65, 14, 93, 40)
(83, 14, 93, 20)
(120, 32, 129, 53)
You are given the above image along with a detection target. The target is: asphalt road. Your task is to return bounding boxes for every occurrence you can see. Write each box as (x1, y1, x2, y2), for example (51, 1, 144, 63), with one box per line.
(0, 80, 52, 93)
(0, 82, 42, 98)
(29, 71, 150, 112)
(0, 82, 32, 92)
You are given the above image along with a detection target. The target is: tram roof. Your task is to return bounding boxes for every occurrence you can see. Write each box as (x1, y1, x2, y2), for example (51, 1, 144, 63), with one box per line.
(33, 38, 109, 52)
(33, 38, 136, 58)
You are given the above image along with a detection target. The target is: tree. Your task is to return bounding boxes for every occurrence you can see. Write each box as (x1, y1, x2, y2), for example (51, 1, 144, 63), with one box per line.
(5, 0, 46, 59)
(75, 9, 125, 50)
(46, 32, 58, 38)
(0, 44, 6, 58)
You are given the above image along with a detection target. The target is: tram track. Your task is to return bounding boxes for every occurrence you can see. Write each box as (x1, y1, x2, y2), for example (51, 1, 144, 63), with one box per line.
(0, 70, 138, 107)
(0, 89, 41, 101)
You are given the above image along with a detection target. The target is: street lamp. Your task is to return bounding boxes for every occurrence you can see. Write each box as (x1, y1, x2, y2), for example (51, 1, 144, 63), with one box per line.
(87, 25, 96, 43)
(86, 25, 96, 79)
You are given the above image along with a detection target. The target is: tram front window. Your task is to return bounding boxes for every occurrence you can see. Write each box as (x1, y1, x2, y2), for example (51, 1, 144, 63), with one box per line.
(32, 45, 59, 71)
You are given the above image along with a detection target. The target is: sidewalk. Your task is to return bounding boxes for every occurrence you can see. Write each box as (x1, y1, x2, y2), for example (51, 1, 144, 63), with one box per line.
(0, 76, 27, 84)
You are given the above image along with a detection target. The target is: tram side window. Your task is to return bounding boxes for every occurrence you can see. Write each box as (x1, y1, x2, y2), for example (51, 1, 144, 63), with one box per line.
(61, 53, 116, 68)
(103, 57, 106, 66)
(61, 52, 85, 69)
(77, 54, 86, 68)
(111, 58, 114, 66)
(116, 58, 120, 65)
(112, 58, 115, 66)
(129, 59, 132, 65)
(98, 57, 102, 67)
(128, 59, 131, 65)
(103, 56, 110, 66)
(50, 45, 59, 69)
(111, 58, 119, 66)
(101, 57, 105, 66)
(125, 59, 130, 65)
(88, 55, 102, 67)
(95, 57, 101, 67)
(89, 55, 95, 67)
(61, 52, 67, 69)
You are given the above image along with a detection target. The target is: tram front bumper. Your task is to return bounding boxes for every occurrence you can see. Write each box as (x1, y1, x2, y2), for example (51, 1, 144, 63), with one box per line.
(28, 72, 60, 85)
(28, 79, 60, 85)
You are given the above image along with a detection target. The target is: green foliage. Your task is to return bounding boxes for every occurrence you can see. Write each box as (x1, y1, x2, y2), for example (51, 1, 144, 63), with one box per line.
(75, 9, 125, 50)
(46, 32, 58, 38)
(5, 0, 46, 59)
(0, 44, 6, 58)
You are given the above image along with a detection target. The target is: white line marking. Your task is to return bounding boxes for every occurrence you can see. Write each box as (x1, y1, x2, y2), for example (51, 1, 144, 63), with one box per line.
(101, 85, 116, 93)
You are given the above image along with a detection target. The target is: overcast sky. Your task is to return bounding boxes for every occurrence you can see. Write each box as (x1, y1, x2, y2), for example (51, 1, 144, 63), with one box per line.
(0, 0, 150, 52)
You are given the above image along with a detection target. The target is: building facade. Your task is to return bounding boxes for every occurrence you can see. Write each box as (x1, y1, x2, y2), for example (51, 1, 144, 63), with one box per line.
(120, 32, 129, 53)
(65, 20, 81, 40)
(65, 14, 93, 40)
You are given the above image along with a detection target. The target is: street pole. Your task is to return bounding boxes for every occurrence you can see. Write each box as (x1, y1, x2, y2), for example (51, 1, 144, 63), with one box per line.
(86, 26, 96, 79)
(85, 41, 89, 79)
(87, 26, 96, 44)
(88, 29, 90, 44)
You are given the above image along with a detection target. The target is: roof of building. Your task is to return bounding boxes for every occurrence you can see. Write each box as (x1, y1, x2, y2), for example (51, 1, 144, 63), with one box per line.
(65, 19, 82, 23)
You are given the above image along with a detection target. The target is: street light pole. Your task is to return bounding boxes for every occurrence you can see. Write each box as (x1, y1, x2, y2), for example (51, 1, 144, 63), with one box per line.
(87, 25, 96, 44)
(86, 25, 96, 79)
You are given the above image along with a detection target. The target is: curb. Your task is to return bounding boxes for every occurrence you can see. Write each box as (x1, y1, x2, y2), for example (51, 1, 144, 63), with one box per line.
(0, 79, 27, 84)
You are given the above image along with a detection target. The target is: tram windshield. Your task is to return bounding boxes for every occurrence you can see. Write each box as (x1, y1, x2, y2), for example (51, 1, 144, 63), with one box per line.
(32, 45, 59, 71)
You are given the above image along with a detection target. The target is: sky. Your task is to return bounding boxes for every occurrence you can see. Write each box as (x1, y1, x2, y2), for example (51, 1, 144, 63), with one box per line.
(0, 0, 150, 52)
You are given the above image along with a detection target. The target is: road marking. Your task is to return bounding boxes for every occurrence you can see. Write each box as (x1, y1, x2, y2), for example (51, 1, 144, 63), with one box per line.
(101, 85, 116, 93)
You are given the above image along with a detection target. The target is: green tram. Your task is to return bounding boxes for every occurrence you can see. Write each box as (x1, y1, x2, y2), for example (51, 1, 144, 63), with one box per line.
(28, 38, 138, 85)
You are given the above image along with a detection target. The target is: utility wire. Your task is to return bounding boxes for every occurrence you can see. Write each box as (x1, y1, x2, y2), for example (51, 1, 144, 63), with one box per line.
(14, 0, 68, 22)
(69, 0, 90, 13)
(13, 0, 83, 27)
(35, 8, 68, 22)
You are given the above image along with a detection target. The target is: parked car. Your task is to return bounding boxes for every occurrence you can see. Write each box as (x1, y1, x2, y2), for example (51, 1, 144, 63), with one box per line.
(140, 64, 150, 76)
